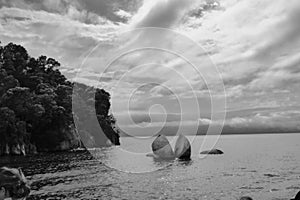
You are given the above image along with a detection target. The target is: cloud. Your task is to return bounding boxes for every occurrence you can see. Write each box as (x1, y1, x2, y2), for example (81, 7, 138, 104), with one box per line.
(117, 107, 300, 136)
(79, 0, 141, 23)
(0, 6, 118, 68)
(0, 0, 142, 24)
(226, 111, 300, 132)
(115, 9, 132, 19)
(150, 85, 175, 97)
(249, 1, 300, 61)
(130, 0, 196, 28)
(185, 0, 300, 79)
(1, 0, 300, 134)
(178, 0, 300, 115)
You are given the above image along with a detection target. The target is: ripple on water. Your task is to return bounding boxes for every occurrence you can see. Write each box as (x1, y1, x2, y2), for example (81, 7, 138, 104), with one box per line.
(1, 134, 299, 200)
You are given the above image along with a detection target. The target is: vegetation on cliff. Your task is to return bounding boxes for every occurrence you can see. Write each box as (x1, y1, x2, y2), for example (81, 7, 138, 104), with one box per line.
(0, 42, 120, 155)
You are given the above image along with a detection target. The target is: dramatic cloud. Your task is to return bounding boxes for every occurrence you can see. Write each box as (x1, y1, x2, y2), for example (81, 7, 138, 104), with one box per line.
(0, 6, 119, 69)
(0, 0, 142, 24)
(1, 0, 299, 135)
(130, 0, 196, 28)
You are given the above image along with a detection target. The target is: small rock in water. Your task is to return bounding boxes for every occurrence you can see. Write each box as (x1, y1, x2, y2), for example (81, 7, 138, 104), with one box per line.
(264, 173, 280, 177)
(200, 149, 224, 155)
(239, 197, 253, 200)
(174, 134, 191, 160)
(151, 135, 175, 159)
(146, 153, 158, 158)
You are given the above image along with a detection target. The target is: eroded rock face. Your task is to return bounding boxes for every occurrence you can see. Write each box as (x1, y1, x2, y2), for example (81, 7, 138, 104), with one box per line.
(11, 144, 21, 155)
(151, 135, 175, 159)
(0, 143, 30, 156)
(36, 128, 81, 152)
(27, 143, 38, 155)
(20, 144, 26, 155)
(174, 134, 191, 160)
(200, 149, 224, 155)
(4, 144, 10, 155)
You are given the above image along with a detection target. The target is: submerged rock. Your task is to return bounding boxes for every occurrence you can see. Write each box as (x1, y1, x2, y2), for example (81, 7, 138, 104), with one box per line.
(174, 134, 191, 160)
(200, 149, 224, 155)
(151, 135, 175, 159)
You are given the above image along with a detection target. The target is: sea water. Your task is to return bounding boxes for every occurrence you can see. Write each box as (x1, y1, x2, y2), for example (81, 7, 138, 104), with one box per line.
(0, 133, 299, 200)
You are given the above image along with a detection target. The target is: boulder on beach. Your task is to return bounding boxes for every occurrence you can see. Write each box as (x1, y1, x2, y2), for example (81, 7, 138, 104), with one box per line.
(174, 134, 191, 160)
(200, 149, 224, 155)
(151, 135, 175, 159)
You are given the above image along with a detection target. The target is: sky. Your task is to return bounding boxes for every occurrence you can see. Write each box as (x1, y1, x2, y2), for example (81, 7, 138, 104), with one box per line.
(0, 0, 300, 136)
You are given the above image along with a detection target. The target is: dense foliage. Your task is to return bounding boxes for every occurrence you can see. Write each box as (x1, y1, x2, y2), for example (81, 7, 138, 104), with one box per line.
(0, 42, 119, 155)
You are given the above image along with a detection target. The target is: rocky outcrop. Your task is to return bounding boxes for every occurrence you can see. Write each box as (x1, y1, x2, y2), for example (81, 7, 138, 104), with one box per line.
(35, 127, 81, 152)
(11, 144, 22, 155)
(200, 149, 224, 155)
(4, 144, 9, 155)
(0, 143, 37, 156)
(174, 134, 191, 160)
(26, 143, 38, 155)
(291, 191, 300, 200)
(151, 135, 175, 159)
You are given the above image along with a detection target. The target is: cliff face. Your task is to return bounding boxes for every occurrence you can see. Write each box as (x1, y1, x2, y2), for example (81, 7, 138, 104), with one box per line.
(72, 83, 120, 148)
(0, 42, 119, 156)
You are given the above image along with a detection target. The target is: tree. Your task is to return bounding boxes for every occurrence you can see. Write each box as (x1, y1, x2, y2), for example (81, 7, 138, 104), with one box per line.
(0, 107, 16, 146)
(0, 42, 120, 155)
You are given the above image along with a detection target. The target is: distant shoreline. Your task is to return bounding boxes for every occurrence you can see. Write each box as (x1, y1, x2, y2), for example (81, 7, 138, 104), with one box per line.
(120, 132, 300, 137)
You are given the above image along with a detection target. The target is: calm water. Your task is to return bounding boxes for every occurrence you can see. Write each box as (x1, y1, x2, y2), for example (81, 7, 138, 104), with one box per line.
(0, 134, 299, 200)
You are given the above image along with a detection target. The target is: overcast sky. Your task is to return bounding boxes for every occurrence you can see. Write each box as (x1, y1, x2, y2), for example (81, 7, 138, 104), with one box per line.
(1, 0, 300, 136)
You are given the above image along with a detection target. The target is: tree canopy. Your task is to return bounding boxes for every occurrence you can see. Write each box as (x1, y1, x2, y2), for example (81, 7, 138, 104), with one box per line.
(0, 42, 119, 155)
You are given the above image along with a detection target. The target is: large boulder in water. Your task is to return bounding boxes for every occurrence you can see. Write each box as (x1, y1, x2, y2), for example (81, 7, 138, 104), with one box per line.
(291, 191, 300, 200)
(151, 135, 175, 159)
(174, 134, 191, 160)
(200, 149, 224, 155)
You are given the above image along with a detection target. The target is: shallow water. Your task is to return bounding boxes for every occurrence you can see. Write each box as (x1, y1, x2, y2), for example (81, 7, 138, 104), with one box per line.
(0, 133, 299, 200)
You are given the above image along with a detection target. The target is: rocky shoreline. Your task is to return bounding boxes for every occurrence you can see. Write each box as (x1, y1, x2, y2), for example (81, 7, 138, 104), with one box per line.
(0, 139, 78, 156)
(0, 143, 31, 156)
